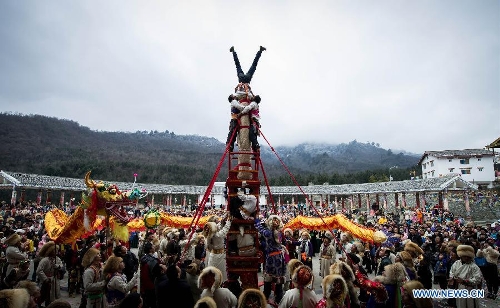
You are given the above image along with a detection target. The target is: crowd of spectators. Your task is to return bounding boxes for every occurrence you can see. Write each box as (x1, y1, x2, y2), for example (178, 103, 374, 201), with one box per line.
(0, 195, 499, 308)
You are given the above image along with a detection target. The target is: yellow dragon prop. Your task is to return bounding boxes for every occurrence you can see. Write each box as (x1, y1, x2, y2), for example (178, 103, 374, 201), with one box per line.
(45, 171, 146, 244)
(284, 214, 387, 243)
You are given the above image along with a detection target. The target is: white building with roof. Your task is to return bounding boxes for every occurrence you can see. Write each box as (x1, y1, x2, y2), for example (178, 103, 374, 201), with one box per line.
(419, 149, 495, 186)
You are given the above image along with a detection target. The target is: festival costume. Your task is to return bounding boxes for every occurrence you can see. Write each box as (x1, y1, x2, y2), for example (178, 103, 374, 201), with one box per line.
(36, 256, 63, 305)
(83, 265, 106, 308)
(397, 251, 417, 281)
(104, 256, 137, 308)
(476, 246, 499, 298)
(330, 261, 359, 308)
(352, 265, 388, 307)
(204, 219, 231, 282)
(231, 46, 265, 84)
(140, 252, 162, 308)
(235, 225, 256, 257)
(0, 288, 30, 308)
(238, 288, 270, 308)
(226, 92, 260, 152)
(106, 273, 137, 308)
(185, 263, 202, 303)
(279, 265, 318, 308)
(316, 274, 348, 308)
(255, 215, 286, 303)
(401, 280, 433, 308)
(368, 263, 407, 308)
(286, 259, 304, 290)
(5, 234, 27, 277)
(449, 245, 483, 308)
(198, 266, 237, 308)
(319, 241, 336, 278)
(298, 231, 314, 269)
(283, 229, 300, 260)
(226, 46, 264, 152)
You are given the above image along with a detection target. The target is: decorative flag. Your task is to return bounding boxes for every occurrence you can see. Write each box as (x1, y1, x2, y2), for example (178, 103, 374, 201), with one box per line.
(443, 192, 449, 210)
(11, 189, 17, 206)
(36, 190, 42, 206)
(46, 190, 52, 204)
(60, 191, 65, 207)
(465, 192, 471, 214)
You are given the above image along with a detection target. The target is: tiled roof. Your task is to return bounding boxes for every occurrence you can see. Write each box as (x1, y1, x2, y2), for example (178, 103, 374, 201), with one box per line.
(486, 136, 500, 149)
(0, 170, 477, 195)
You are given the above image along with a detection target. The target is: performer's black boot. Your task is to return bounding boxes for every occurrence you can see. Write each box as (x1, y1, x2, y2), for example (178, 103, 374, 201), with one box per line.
(263, 281, 272, 299)
(275, 283, 284, 303)
(230, 46, 234, 52)
(260, 46, 266, 51)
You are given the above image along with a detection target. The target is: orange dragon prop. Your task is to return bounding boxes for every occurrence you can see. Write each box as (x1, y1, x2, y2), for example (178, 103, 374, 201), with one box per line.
(284, 214, 387, 244)
(45, 171, 146, 244)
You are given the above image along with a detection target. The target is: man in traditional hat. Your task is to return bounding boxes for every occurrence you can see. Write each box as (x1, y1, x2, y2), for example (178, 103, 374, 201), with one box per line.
(449, 245, 483, 308)
(476, 242, 499, 299)
(298, 230, 314, 269)
(198, 266, 237, 308)
(178, 229, 199, 271)
(203, 214, 232, 283)
(283, 227, 300, 260)
(396, 250, 417, 281)
(339, 232, 354, 261)
(185, 262, 202, 303)
(350, 240, 365, 266)
(82, 248, 106, 308)
(36, 241, 63, 306)
(165, 230, 181, 265)
(4, 233, 28, 278)
(279, 265, 318, 308)
(255, 214, 286, 303)
(319, 231, 336, 278)
(371, 262, 407, 308)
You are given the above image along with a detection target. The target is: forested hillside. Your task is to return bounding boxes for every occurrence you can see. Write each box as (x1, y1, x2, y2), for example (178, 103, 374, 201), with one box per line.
(0, 113, 420, 185)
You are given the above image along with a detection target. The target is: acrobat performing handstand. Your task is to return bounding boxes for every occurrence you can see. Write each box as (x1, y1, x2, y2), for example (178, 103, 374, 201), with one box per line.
(226, 46, 266, 152)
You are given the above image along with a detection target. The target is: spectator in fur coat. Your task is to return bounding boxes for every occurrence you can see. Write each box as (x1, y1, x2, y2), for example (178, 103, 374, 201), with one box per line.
(368, 263, 407, 308)
(315, 274, 348, 308)
(0, 288, 31, 308)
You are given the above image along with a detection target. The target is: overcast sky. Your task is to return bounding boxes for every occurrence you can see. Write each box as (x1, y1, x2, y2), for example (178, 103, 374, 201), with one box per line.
(0, 1, 498, 154)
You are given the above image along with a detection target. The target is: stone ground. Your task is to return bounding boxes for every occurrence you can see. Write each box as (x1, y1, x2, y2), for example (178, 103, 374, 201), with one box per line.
(35, 248, 498, 308)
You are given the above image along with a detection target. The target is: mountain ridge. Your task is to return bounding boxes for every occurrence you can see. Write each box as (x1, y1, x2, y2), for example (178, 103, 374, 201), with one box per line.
(0, 113, 420, 185)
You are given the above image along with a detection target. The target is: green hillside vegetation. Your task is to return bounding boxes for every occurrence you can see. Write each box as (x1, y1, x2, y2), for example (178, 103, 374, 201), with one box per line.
(0, 113, 419, 186)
